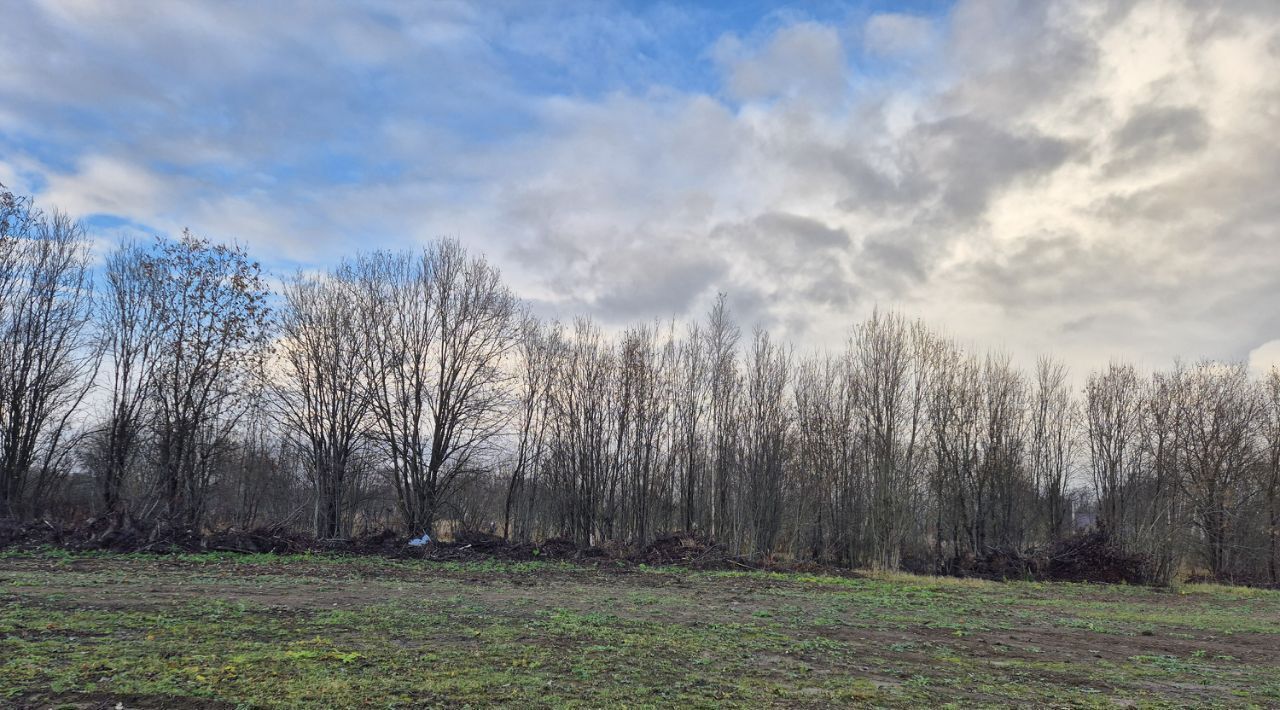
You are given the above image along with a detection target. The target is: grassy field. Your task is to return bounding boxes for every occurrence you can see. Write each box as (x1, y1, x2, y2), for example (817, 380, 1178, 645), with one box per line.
(2, 550, 1278, 708)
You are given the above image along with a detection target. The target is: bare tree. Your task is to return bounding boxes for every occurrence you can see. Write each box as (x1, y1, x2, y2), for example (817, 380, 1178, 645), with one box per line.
(1028, 357, 1076, 542)
(1085, 362, 1143, 540)
(978, 352, 1030, 551)
(13, 178, 1280, 585)
(1261, 367, 1280, 584)
(616, 322, 675, 544)
(1172, 362, 1262, 579)
(503, 316, 556, 541)
(359, 240, 519, 536)
(277, 265, 369, 538)
(792, 354, 854, 562)
(674, 321, 708, 533)
(146, 232, 272, 529)
(93, 240, 160, 514)
(0, 191, 96, 518)
(543, 318, 623, 546)
(1125, 369, 1183, 583)
(926, 342, 983, 568)
(850, 310, 930, 569)
(740, 329, 790, 556)
(704, 294, 740, 542)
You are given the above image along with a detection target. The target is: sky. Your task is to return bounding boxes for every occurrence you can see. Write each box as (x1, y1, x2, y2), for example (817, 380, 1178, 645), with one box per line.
(1, 0, 1278, 377)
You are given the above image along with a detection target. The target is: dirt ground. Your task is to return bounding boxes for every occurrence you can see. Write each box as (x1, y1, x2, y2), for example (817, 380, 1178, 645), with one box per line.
(2, 551, 1278, 708)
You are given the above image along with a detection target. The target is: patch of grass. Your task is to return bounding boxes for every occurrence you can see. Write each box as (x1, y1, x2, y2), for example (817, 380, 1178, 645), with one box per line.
(2, 550, 1278, 707)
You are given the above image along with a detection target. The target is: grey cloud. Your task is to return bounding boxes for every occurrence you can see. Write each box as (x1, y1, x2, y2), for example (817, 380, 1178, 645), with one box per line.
(798, 269, 860, 310)
(718, 286, 781, 334)
(832, 151, 935, 212)
(1095, 140, 1280, 251)
(830, 115, 1077, 223)
(711, 213, 835, 254)
(954, 208, 1280, 364)
(911, 117, 1077, 219)
(709, 212, 852, 282)
(705, 213, 860, 332)
(1094, 186, 1186, 225)
(1060, 313, 1099, 334)
(956, 230, 1158, 316)
(591, 247, 727, 322)
(942, 0, 1106, 121)
(805, 114, 1078, 224)
(854, 230, 931, 297)
(750, 212, 850, 251)
(1107, 105, 1210, 176)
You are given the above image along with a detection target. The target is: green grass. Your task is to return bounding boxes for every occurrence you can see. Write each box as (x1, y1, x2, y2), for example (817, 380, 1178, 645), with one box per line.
(2, 550, 1278, 708)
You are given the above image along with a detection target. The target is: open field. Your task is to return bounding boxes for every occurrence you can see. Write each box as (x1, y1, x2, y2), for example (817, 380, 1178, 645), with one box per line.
(2, 551, 1279, 708)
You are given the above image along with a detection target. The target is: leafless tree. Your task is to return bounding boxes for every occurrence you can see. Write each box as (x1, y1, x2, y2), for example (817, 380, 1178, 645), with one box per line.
(674, 320, 709, 533)
(146, 232, 272, 529)
(1028, 357, 1076, 542)
(1135, 369, 1185, 583)
(1261, 367, 1280, 584)
(358, 240, 519, 536)
(93, 240, 160, 514)
(503, 316, 557, 541)
(740, 328, 790, 556)
(1172, 362, 1262, 579)
(792, 354, 854, 562)
(276, 265, 370, 538)
(616, 322, 676, 544)
(704, 294, 740, 542)
(543, 318, 623, 546)
(0, 191, 97, 517)
(12, 181, 1280, 585)
(978, 352, 1030, 551)
(1085, 362, 1144, 540)
(850, 310, 930, 569)
(926, 341, 982, 568)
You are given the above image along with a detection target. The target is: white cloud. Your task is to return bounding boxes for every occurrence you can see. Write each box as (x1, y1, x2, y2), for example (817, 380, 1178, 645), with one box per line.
(713, 22, 848, 103)
(3, 0, 1279, 377)
(863, 13, 936, 58)
(1249, 340, 1280, 376)
(40, 155, 171, 218)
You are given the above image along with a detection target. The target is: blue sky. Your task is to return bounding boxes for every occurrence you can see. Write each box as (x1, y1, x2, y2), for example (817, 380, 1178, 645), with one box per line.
(1, 2, 952, 194)
(2, 0, 1278, 374)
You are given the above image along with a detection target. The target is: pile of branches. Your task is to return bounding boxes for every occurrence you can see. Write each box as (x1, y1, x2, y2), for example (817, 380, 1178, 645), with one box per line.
(416, 531, 547, 562)
(938, 529, 1152, 584)
(405, 530, 745, 568)
(0, 517, 60, 549)
(0, 518, 754, 571)
(632, 531, 746, 569)
(0, 513, 315, 554)
(0, 516, 582, 562)
(1044, 528, 1151, 584)
(970, 548, 1045, 580)
(0, 518, 1156, 585)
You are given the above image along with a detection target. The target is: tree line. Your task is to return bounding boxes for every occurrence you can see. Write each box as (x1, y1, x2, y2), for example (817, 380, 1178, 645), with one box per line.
(3, 186, 1279, 584)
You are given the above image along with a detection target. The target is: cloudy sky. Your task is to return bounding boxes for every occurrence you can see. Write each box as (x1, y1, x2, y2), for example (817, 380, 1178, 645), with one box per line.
(2, 0, 1277, 375)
